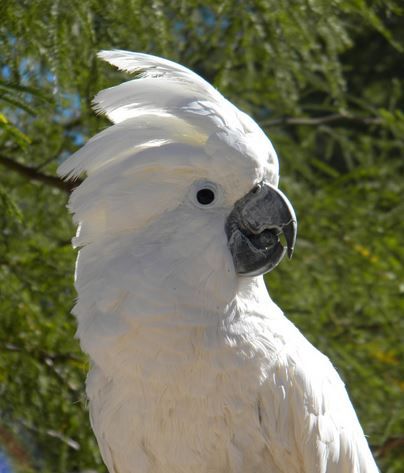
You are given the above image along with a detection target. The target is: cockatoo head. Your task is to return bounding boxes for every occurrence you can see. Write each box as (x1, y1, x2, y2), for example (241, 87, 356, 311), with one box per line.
(58, 51, 296, 314)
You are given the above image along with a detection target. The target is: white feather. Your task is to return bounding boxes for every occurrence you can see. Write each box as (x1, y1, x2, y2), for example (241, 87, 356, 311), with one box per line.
(59, 51, 379, 473)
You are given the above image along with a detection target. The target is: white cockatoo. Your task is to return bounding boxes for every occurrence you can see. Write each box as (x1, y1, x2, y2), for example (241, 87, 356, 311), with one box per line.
(58, 51, 379, 473)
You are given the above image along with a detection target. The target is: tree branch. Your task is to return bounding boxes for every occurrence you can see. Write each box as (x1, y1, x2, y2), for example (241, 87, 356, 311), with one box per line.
(3, 343, 83, 395)
(374, 436, 404, 458)
(0, 426, 31, 467)
(262, 113, 382, 127)
(0, 154, 78, 193)
(20, 421, 80, 451)
(3, 342, 82, 363)
(61, 115, 83, 130)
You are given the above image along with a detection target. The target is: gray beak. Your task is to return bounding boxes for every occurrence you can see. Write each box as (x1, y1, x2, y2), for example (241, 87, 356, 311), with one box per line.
(225, 181, 297, 277)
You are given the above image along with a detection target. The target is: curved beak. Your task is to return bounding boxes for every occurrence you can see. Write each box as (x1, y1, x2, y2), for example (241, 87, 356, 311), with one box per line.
(225, 182, 297, 277)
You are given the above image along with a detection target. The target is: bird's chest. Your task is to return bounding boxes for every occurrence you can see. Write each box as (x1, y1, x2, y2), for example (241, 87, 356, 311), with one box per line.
(86, 323, 274, 473)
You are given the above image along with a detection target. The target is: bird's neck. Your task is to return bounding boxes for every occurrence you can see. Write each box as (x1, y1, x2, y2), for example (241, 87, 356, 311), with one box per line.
(74, 238, 274, 374)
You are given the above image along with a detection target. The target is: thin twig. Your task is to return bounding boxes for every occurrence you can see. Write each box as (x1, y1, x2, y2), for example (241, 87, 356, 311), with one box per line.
(0, 154, 79, 193)
(20, 420, 80, 451)
(262, 113, 382, 127)
(2, 343, 83, 395)
(61, 116, 83, 130)
(3, 343, 82, 363)
(374, 436, 404, 457)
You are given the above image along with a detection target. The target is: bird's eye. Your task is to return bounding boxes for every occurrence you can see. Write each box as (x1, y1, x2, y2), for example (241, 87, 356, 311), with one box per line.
(196, 188, 215, 205)
(190, 180, 220, 208)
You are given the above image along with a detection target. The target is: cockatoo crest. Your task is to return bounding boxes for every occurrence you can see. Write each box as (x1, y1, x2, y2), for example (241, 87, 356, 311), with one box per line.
(59, 50, 279, 181)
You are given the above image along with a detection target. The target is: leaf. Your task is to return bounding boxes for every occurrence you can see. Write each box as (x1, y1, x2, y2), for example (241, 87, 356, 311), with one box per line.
(0, 186, 23, 222)
(0, 116, 31, 147)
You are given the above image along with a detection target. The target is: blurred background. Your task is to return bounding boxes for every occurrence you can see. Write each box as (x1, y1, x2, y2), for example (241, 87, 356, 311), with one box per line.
(0, 1, 403, 472)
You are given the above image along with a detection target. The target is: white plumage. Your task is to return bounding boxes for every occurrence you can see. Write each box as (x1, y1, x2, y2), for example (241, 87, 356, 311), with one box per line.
(58, 50, 379, 473)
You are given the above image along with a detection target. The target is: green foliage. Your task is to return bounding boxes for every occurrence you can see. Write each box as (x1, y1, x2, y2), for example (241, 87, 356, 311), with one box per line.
(0, 1, 403, 472)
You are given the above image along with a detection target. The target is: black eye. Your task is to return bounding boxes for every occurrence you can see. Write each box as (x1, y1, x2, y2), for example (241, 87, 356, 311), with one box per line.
(196, 188, 215, 205)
